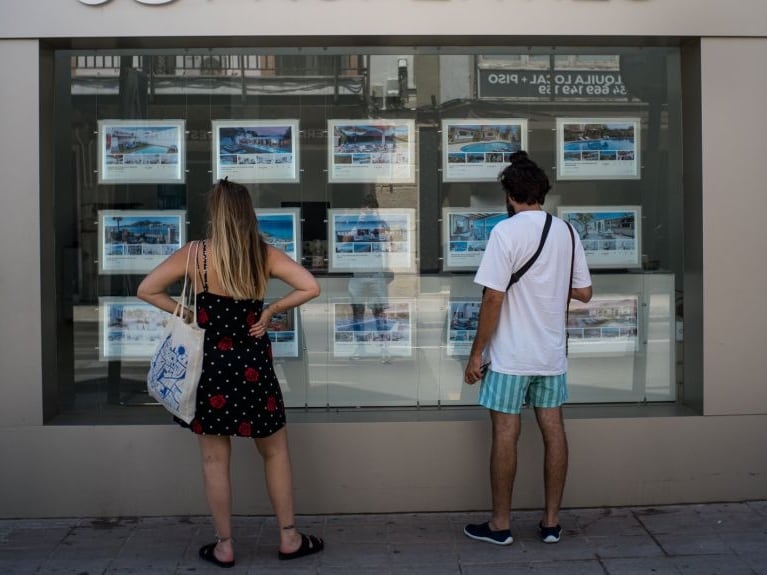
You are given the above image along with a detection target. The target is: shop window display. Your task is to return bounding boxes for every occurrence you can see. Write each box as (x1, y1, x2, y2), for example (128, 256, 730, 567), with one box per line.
(46, 46, 684, 423)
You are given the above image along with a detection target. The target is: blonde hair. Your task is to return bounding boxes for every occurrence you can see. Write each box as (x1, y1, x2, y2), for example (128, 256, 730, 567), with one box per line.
(207, 179, 268, 300)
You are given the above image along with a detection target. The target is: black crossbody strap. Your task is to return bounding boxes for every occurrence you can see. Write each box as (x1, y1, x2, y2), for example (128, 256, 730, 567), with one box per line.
(506, 212, 553, 291)
(565, 221, 575, 356)
(567, 221, 575, 299)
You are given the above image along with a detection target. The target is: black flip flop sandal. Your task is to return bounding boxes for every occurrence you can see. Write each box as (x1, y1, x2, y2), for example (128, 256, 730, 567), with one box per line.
(278, 533, 324, 560)
(199, 542, 235, 568)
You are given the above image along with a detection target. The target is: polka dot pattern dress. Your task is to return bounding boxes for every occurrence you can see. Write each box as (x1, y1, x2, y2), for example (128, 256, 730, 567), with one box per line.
(174, 241, 286, 438)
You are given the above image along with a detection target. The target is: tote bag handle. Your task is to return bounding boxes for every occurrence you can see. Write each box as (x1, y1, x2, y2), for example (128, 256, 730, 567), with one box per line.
(173, 241, 200, 325)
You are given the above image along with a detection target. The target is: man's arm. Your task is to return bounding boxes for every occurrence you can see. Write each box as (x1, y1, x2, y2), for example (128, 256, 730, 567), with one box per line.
(571, 285, 592, 303)
(464, 287, 505, 385)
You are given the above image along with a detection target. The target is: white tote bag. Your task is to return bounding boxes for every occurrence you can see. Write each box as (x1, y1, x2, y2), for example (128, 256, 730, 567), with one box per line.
(147, 242, 205, 424)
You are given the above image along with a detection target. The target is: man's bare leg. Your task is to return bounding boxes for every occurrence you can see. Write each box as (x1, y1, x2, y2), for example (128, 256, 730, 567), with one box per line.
(489, 410, 521, 531)
(534, 406, 568, 527)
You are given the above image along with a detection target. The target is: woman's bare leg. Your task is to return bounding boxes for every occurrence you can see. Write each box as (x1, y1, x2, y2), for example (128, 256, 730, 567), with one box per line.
(254, 427, 302, 553)
(198, 434, 234, 562)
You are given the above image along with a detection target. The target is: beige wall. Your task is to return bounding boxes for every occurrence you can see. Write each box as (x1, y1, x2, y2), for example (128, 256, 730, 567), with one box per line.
(701, 38, 767, 415)
(0, 415, 765, 517)
(0, 40, 42, 427)
(2, 0, 767, 39)
(1, 35, 766, 517)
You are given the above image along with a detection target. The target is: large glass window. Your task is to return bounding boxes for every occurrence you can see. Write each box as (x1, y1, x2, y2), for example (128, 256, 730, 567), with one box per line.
(46, 45, 684, 423)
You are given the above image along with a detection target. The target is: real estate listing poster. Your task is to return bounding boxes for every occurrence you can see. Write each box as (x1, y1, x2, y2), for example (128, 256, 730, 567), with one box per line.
(98, 120, 185, 184)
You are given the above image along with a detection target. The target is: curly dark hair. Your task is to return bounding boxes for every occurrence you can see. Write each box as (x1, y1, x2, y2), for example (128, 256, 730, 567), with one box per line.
(497, 151, 551, 206)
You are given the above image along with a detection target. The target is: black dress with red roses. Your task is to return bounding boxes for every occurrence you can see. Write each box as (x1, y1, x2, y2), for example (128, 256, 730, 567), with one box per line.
(174, 243, 286, 438)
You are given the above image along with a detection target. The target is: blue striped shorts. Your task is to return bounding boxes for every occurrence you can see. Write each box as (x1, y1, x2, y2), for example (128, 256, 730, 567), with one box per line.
(478, 369, 568, 414)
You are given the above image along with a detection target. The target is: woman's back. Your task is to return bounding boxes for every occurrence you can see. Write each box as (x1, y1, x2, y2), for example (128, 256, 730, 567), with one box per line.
(194, 238, 263, 301)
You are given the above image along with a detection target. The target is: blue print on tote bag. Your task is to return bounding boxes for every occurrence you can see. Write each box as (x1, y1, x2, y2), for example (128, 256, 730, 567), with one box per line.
(148, 333, 190, 411)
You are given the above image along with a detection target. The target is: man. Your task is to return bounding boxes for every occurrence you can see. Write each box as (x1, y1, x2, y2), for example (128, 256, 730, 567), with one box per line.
(346, 192, 393, 362)
(463, 151, 592, 546)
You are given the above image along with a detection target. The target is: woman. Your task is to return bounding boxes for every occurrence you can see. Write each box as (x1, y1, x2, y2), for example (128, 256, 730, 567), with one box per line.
(138, 178, 323, 568)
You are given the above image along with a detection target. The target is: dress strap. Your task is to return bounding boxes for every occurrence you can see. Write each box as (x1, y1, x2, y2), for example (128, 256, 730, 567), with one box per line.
(199, 240, 209, 291)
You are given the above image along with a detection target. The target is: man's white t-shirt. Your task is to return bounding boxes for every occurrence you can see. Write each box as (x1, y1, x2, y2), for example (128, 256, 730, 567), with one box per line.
(474, 210, 591, 375)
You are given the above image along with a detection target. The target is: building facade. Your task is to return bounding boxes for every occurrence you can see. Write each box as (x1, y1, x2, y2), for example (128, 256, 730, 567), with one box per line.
(1, 0, 766, 518)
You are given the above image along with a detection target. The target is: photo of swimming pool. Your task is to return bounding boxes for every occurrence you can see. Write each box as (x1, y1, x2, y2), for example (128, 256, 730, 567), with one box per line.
(212, 120, 300, 183)
(557, 118, 640, 180)
(557, 205, 641, 268)
(442, 119, 527, 181)
(218, 125, 293, 155)
(460, 141, 519, 153)
(98, 120, 185, 184)
(104, 126, 179, 155)
(328, 120, 415, 183)
(563, 138, 634, 152)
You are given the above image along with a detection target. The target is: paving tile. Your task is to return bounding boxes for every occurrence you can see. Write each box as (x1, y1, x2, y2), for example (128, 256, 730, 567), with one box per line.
(743, 556, 767, 575)
(10, 519, 82, 530)
(317, 541, 390, 568)
(573, 507, 647, 537)
(242, 540, 325, 570)
(0, 527, 73, 558)
(462, 562, 535, 574)
(136, 515, 209, 529)
(317, 566, 391, 575)
(654, 532, 730, 556)
(586, 533, 665, 558)
(0, 520, 19, 544)
(108, 567, 185, 575)
(601, 556, 682, 574)
(228, 515, 270, 540)
(386, 516, 454, 543)
(634, 505, 722, 536)
(179, 552, 253, 575)
(0, 502, 764, 575)
(720, 530, 767, 557)
(697, 502, 767, 533)
(48, 525, 133, 560)
(456, 538, 539, 565)
(673, 554, 757, 575)
(324, 522, 387, 544)
(38, 558, 115, 574)
(109, 536, 192, 572)
(0, 558, 44, 575)
(530, 559, 606, 574)
(389, 540, 459, 567)
(252, 568, 317, 575)
(746, 500, 767, 517)
(326, 513, 393, 525)
(392, 566, 462, 575)
(248, 543, 279, 565)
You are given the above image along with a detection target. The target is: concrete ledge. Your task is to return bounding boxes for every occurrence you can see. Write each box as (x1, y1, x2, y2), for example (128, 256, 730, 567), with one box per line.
(1, 413, 765, 518)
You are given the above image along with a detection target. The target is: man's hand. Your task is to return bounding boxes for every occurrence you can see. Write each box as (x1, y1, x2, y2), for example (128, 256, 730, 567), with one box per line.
(463, 287, 504, 385)
(464, 354, 485, 385)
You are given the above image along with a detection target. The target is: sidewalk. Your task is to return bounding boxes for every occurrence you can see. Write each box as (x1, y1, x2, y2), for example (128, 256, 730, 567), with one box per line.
(1, 501, 765, 574)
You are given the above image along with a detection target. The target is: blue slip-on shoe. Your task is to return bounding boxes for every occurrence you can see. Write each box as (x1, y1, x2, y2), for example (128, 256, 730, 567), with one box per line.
(538, 521, 562, 544)
(463, 521, 513, 545)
